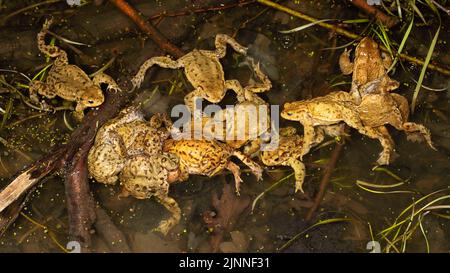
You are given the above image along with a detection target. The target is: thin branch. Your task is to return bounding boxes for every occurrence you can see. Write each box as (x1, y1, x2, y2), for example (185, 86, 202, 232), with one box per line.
(305, 143, 344, 221)
(109, 0, 184, 58)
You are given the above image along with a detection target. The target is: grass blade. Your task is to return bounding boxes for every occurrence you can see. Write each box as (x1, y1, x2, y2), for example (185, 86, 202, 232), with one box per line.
(411, 26, 440, 113)
(279, 19, 335, 34)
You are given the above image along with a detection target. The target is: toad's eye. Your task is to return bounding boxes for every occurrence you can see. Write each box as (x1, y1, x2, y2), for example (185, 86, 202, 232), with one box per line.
(287, 112, 293, 116)
(88, 100, 95, 104)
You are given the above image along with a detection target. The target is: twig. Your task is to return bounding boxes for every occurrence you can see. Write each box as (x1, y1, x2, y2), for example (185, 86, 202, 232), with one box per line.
(149, 0, 256, 21)
(305, 143, 344, 221)
(348, 0, 399, 28)
(109, 0, 184, 58)
(257, 0, 450, 76)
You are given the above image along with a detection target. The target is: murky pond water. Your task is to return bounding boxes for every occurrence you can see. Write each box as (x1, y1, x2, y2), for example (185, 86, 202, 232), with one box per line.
(0, 0, 449, 253)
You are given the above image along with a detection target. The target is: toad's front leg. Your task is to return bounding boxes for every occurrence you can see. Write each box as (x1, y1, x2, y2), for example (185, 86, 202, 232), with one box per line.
(92, 73, 122, 92)
(74, 103, 87, 121)
(131, 56, 182, 89)
(214, 34, 247, 58)
(339, 48, 354, 75)
(300, 122, 317, 160)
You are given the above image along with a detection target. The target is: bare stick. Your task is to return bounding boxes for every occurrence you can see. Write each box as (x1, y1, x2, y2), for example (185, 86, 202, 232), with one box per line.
(305, 143, 344, 221)
(110, 0, 185, 58)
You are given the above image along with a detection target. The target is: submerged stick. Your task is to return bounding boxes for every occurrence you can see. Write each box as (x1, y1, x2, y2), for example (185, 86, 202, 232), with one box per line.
(110, 0, 184, 58)
(257, 0, 450, 76)
(305, 143, 343, 221)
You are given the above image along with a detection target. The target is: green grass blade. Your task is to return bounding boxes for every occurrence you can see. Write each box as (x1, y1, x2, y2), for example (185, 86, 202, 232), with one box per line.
(252, 173, 294, 212)
(388, 16, 414, 72)
(279, 19, 335, 34)
(411, 26, 440, 113)
(277, 218, 351, 252)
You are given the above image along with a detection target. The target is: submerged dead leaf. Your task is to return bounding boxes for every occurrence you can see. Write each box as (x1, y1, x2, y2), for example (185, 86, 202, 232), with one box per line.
(202, 182, 250, 252)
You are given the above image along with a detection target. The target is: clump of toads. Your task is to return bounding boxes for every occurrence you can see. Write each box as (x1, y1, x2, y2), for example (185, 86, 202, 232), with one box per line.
(29, 19, 436, 235)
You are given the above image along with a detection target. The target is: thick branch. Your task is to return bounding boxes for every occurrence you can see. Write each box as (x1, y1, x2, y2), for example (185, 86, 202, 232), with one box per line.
(65, 140, 96, 249)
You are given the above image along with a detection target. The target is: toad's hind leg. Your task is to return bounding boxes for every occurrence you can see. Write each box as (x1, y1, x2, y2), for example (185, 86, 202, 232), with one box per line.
(37, 18, 68, 65)
(345, 114, 394, 166)
(29, 80, 55, 103)
(226, 161, 244, 195)
(153, 194, 181, 236)
(232, 150, 263, 181)
(286, 159, 306, 193)
(132, 56, 182, 88)
(92, 73, 121, 92)
(403, 122, 436, 150)
(214, 34, 247, 58)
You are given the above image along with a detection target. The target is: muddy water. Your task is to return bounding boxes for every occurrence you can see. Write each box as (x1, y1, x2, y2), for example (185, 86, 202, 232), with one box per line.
(0, 0, 449, 253)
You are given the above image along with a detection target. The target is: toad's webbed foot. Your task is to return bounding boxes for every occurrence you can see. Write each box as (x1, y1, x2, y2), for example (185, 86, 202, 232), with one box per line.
(226, 161, 244, 195)
(403, 122, 436, 151)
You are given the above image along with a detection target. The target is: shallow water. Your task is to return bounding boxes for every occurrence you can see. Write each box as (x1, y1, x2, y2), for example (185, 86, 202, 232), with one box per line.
(0, 0, 449, 253)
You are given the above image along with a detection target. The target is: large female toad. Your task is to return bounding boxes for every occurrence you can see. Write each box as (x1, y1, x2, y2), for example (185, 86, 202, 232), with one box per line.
(87, 107, 173, 185)
(87, 107, 182, 234)
(163, 138, 263, 195)
(281, 91, 395, 166)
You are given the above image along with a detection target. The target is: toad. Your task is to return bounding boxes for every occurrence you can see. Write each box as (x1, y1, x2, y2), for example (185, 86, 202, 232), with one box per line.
(131, 35, 271, 115)
(29, 18, 121, 120)
(281, 91, 395, 166)
(87, 107, 182, 234)
(339, 37, 399, 103)
(163, 139, 263, 194)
